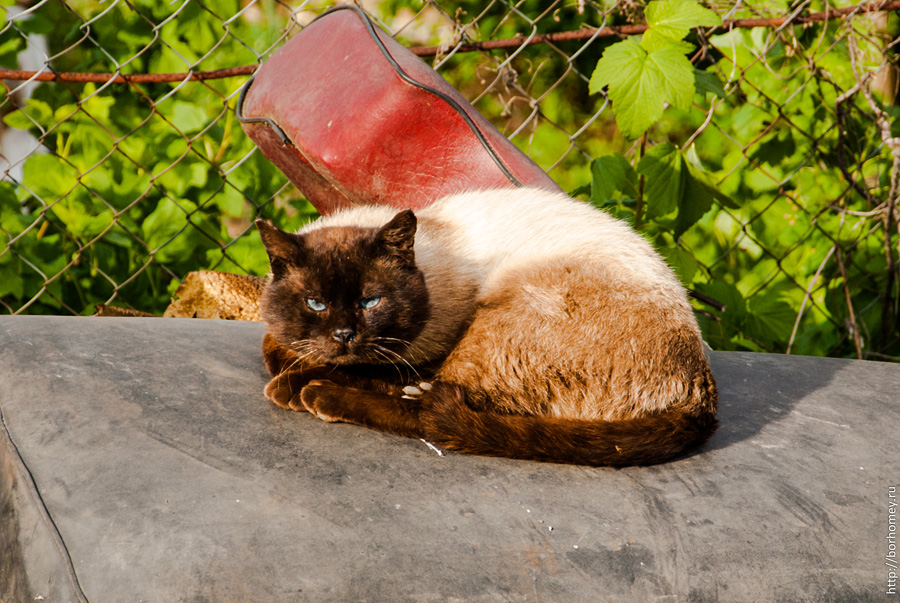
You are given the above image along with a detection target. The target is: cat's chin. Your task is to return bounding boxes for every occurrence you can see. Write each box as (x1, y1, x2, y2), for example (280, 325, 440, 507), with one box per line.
(318, 343, 367, 365)
(326, 354, 364, 366)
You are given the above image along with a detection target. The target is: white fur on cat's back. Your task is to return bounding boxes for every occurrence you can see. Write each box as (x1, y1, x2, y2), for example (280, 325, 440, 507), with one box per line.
(304, 187, 685, 297)
(300, 188, 690, 363)
(422, 189, 682, 293)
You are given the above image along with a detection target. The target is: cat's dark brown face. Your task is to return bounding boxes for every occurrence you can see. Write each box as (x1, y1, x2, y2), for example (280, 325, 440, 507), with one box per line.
(256, 211, 430, 366)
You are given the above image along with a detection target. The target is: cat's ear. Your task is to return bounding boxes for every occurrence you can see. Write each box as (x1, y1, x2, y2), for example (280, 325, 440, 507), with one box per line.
(375, 210, 417, 263)
(256, 219, 304, 279)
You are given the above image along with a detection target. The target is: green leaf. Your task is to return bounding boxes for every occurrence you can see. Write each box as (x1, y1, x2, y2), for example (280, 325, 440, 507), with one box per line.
(685, 145, 736, 208)
(16, 14, 55, 35)
(0, 268, 25, 298)
(206, 233, 270, 277)
(676, 164, 716, 237)
(645, 0, 722, 42)
(215, 185, 245, 217)
(636, 143, 729, 236)
(141, 198, 219, 267)
(729, 337, 768, 353)
(0, 181, 17, 210)
(646, 46, 696, 111)
(589, 38, 643, 95)
(22, 154, 80, 199)
(187, 162, 208, 189)
(640, 31, 695, 54)
(53, 103, 78, 124)
(637, 143, 684, 218)
(750, 128, 797, 167)
(169, 101, 208, 134)
(590, 38, 695, 138)
(82, 93, 116, 122)
(152, 160, 207, 197)
(694, 68, 726, 98)
(52, 203, 115, 242)
(142, 198, 197, 264)
(0, 35, 24, 67)
(90, 170, 122, 201)
(658, 244, 699, 285)
(746, 293, 796, 343)
(3, 98, 53, 130)
(590, 153, 638, 205)
(166, 138, 189, 160)
(568, 183, 592, 199)
(2, 109, 35, 131)
(590, 40, 657, 138)
(696, 281, 746, 318)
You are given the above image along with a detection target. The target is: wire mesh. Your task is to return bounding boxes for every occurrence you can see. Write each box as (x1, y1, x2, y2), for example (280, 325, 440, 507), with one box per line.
(1, 0, 898, 360)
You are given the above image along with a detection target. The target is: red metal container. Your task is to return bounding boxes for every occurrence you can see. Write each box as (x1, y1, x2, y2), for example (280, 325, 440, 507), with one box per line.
(237, 5, 560, 215)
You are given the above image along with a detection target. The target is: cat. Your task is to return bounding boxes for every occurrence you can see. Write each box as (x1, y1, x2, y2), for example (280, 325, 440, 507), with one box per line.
(256, 187, 718, 467)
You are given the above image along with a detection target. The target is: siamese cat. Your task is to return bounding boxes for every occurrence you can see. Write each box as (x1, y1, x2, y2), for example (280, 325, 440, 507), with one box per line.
(256, 188, 717, 466)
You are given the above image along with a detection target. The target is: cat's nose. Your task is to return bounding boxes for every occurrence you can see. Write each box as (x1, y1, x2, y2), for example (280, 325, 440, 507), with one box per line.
(332, 328, 356, 344)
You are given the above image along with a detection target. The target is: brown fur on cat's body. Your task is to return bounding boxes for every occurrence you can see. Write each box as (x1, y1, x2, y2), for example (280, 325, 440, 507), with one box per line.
(257, 188, 717, 467)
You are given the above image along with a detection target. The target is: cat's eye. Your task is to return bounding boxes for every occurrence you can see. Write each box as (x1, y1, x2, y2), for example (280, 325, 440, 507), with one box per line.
(305, 298, 327, 312)
(360, 296, 382, 310)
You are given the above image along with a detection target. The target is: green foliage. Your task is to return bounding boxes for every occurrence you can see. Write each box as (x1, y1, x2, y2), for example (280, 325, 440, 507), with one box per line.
(590, 143, 730, 238)
(590, 38, 694, 139)
(0, 0, 313, 315)
(584, 0, 900, 358)
(589, 0, 720, 139)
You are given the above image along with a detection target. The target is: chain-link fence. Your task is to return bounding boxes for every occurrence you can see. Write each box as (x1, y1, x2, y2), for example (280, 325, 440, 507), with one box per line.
(1, 0, 898, 360)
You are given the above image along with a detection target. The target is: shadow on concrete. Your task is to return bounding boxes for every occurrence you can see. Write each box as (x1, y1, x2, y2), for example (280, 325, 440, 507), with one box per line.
(702, 352, 840, 452)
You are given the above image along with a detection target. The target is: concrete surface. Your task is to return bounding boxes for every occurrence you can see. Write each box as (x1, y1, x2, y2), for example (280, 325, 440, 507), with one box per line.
(0, 316, 897, 602)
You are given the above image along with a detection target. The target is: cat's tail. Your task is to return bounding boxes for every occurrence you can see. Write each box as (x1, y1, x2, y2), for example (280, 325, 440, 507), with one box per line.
(420, 383, 718, 467)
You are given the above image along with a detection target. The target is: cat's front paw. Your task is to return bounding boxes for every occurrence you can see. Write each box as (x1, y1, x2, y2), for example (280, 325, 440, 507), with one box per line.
(300, 380, 346, 423)
(264, 372, 307, 411)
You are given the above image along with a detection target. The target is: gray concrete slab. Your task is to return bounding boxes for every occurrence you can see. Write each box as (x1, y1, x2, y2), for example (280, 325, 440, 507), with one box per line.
(0, 315, 897, 602)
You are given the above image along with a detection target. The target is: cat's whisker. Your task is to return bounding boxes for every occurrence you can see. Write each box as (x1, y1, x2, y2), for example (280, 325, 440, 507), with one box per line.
(377, 337, 428, 365)
(371, 343, 422, 382)
(372, 336, 413, 350)
(278, 340, 322, 380)
(289, 339, 317, 354)
(369, 345, 409, 382)
(376, 345, 421, 380)
(374, 336, 427, 365)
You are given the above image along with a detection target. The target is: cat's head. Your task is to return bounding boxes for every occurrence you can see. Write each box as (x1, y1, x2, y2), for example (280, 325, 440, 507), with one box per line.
(256, 210, 430, 366)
